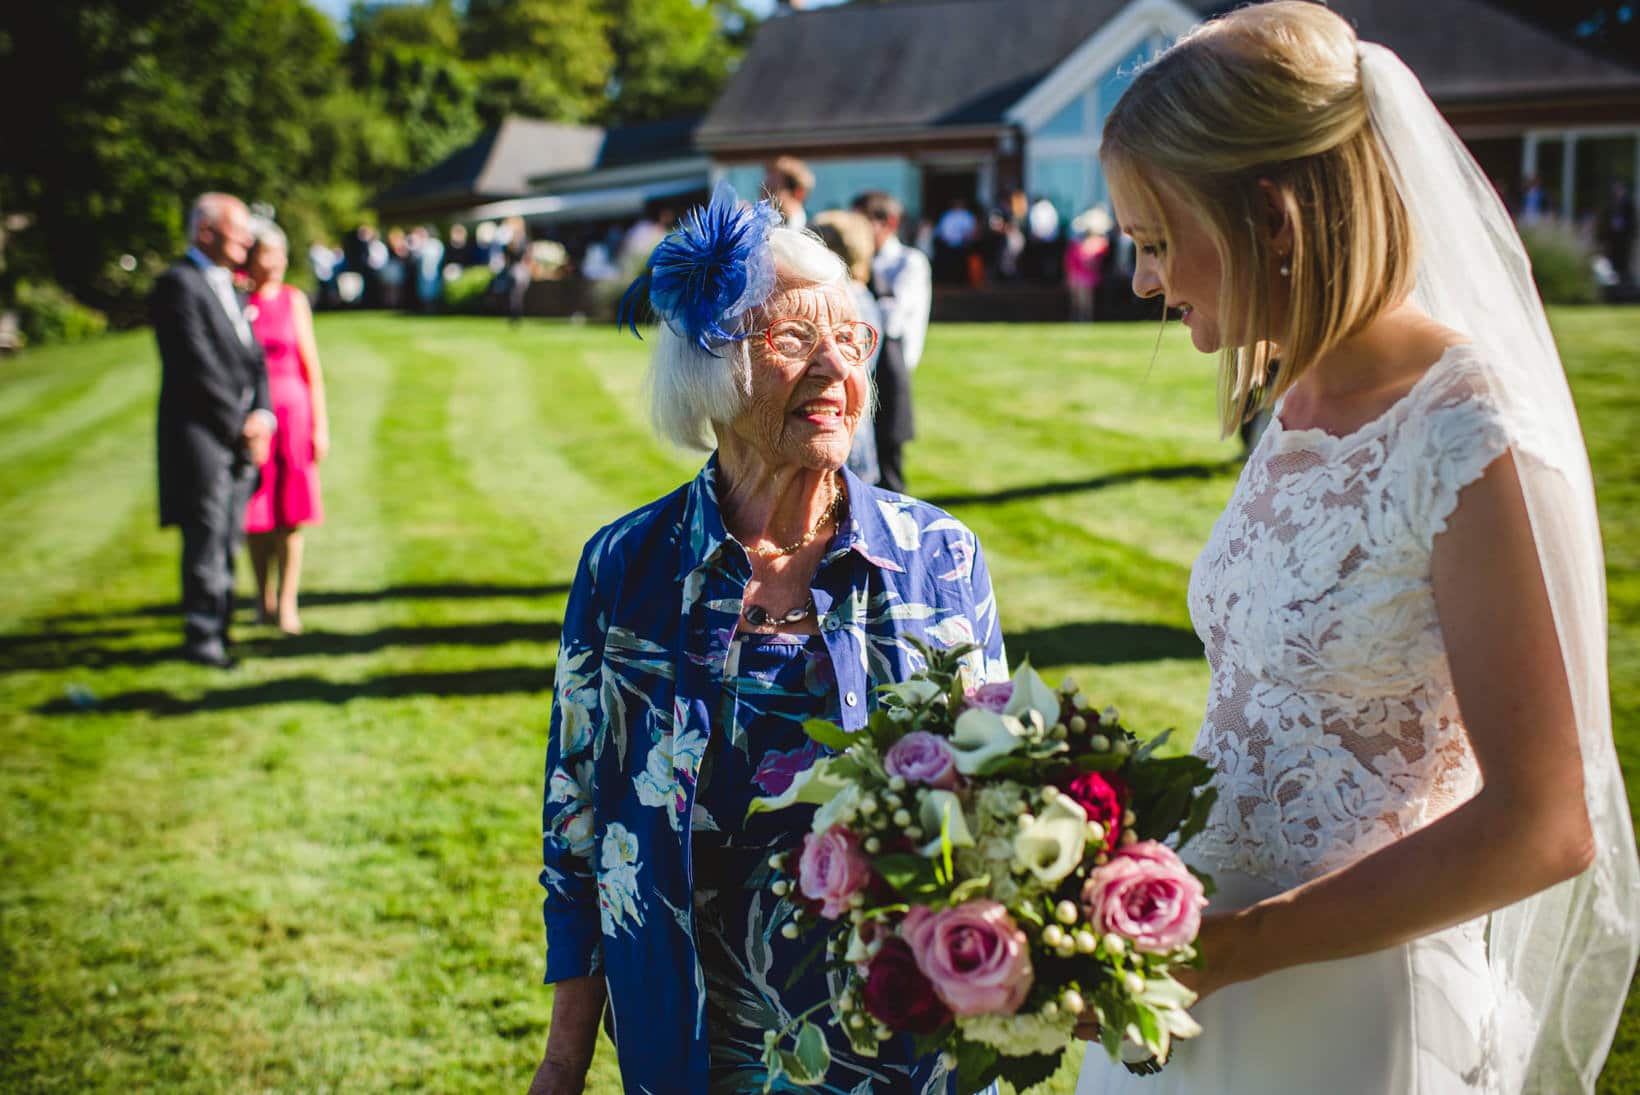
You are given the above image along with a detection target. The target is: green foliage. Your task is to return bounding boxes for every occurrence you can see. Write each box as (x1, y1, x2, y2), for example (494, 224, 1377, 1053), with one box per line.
(605, 0, 747, 123)
(462, 0, 613, 122)
(1521, 223, 1600, 305)
(13, 280, 107, 345)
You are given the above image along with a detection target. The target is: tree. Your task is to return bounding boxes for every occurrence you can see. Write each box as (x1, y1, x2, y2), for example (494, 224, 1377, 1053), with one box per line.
(605, 0, 758, 123)
(462, 0, 613, 123)
(0, 0, 351, 317)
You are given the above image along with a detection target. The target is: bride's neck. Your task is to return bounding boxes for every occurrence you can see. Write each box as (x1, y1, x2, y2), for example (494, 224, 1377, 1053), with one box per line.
(1302, 301, 1461, 403)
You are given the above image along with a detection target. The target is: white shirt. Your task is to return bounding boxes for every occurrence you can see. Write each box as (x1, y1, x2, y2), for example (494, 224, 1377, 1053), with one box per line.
(871, 235, 932, 370)
(186, 247, 253, 347)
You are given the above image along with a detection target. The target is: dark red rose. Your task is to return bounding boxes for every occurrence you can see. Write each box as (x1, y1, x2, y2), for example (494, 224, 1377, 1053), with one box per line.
(1056, 770, 1127, 844)
(861, 937, 951, 1034)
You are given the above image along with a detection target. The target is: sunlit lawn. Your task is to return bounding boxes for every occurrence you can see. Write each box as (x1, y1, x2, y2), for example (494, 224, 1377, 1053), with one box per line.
(1, 309, 1635, 1092)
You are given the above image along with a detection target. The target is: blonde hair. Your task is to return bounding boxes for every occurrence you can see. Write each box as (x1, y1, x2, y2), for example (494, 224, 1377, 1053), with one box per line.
(1101, 1, 1416, 434)
(811, 210, 876, 284)
(648, 226, 848, 450)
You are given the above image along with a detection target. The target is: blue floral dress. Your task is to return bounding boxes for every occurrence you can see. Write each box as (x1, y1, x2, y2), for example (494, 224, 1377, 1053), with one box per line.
(693, 633, 949, 1095)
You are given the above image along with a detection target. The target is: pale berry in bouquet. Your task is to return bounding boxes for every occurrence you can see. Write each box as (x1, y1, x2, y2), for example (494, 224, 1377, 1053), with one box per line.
(749, 641, 1217, 1093)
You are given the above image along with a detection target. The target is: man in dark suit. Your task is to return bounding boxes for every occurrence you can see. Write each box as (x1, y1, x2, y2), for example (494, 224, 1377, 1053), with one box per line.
(151, 192, 274, 667)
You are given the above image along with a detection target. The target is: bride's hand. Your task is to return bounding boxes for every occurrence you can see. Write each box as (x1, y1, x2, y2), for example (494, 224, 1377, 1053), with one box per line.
(1174, 911, 1252, 1003)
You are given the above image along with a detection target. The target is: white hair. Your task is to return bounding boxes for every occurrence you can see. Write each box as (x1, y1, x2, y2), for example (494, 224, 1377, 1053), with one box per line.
(249, 217, 287, 254)
(647, 226, 849, 451)
(185, 192, 244, 245)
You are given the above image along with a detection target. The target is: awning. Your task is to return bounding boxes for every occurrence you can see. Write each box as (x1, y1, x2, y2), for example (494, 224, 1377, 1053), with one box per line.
(463, 175, 707, 224)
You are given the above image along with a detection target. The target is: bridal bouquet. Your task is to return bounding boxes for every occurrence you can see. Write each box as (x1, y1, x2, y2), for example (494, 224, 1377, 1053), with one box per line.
(750, 642, 1218, 1093)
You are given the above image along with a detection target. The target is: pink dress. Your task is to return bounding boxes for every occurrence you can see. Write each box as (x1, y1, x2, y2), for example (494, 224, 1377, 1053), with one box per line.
(244, 285, 323, 532)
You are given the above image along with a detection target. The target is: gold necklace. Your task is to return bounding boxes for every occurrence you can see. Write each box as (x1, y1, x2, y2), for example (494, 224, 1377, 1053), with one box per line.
(744, 474, 845, 560)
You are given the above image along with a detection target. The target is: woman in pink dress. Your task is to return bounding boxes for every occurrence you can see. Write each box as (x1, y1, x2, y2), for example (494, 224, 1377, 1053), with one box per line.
(243, 221, 328, 634)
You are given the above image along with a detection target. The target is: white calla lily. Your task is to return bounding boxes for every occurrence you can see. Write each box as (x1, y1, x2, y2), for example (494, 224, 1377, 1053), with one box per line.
(949, 706, 1027, 774)
(1013, 794, 1089, 885)
(916, 789, 976, 857)
(1003, 661, 1062, 725)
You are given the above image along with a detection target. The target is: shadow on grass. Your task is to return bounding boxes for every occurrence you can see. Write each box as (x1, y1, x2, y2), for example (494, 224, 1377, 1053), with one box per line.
(924, 460, 1239, 509)
(35, 664, 554, 715)
(36, 581, 576, 624)
(0, 620, 562, 671)
(1009, 620, 1202, 668)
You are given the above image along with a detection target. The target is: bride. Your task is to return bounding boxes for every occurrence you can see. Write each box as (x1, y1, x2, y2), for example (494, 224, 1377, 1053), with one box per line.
(1075, 4, 1638, 1093)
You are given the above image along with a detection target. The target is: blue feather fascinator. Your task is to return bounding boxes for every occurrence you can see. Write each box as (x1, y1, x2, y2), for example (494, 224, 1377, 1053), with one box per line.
(617, 181, 782, 355)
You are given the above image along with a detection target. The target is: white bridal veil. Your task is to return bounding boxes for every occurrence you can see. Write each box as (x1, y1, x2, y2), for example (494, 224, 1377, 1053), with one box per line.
(1358, 41, 1640, 1093)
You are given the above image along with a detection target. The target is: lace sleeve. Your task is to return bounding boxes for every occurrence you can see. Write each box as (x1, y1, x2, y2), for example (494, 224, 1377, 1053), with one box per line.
(1407, 353, 1516, 547)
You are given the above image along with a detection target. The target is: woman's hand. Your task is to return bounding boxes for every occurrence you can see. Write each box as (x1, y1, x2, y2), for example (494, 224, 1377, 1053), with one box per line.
(527, 975, 606, 1095)
(313, 422, 330, 463)
(1170, 911, 1248, 1003)
(526, 1052, 593, 1095)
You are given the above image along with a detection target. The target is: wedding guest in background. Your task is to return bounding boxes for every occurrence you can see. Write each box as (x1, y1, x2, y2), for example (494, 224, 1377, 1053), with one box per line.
(857, 190, 931, 494)
(151, 192, 272, 668)
(763, 154, 814, 231)
(1597, 179, 1635, 289)
(933, 196, 976, 284)
(412, 226, 445, 313)
(1065, 206, 1112, 322)
(242, 220, 328, 636)
(812, 208, 883, 484)
(380, 227, 409, 310)
(531, 184, 1004, 1095)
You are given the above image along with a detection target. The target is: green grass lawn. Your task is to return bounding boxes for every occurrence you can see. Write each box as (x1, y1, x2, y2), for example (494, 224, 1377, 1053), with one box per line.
(1, 310, 1635, 1092)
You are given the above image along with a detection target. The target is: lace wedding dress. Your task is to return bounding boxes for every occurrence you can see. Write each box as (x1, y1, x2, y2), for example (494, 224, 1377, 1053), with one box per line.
(1079, 345, 1516, 1094)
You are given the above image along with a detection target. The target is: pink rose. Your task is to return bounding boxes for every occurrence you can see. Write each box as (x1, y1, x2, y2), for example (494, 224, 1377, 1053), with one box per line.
(884, 731, 959, 790)
(798, 825, 872, 919)
(964, 681, 1014, 713)
(1080, 841, 1206, 954)
(901, 900, 1033, 1016)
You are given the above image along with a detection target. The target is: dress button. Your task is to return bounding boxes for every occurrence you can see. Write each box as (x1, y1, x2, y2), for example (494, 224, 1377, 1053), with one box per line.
(844, 691, 859, 706)
(823, 614, 843, 632)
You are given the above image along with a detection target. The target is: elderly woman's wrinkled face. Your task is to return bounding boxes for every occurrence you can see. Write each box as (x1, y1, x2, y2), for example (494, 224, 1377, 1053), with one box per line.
(728, 283, 870, 470)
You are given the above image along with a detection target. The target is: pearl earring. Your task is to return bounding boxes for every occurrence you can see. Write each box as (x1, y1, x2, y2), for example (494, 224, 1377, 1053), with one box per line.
(1279, 261, 1291, 277)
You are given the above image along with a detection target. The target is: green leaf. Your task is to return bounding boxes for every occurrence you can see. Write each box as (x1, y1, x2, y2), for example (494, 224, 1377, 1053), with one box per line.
(1135, 1004, 1163, 1055)
(792, 1021, 832, 1083)
(1070, 751, 1128, 773)
(910, 1026, 954, 1061)
(1100, 1012, 1124, 1061)
(997, 1051, 1063, 1092)
(875, 853, 940, 897)
(777, 1048, 824, 1086)
(801, 718, 856, 752)
(1175, 786, 1219, 850)
(953, 1037, 1002, 1094)
(947, 874, 991, 904)
(1130, 727, 1175, 764)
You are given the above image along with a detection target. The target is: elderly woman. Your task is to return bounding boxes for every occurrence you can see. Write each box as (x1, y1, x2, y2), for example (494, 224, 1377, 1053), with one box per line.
(530, 185, 1007, 1095)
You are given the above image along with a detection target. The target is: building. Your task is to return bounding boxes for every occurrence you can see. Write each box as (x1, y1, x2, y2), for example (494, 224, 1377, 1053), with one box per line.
(372, 117, 607, 226)
(698, 0, 1640, 236)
